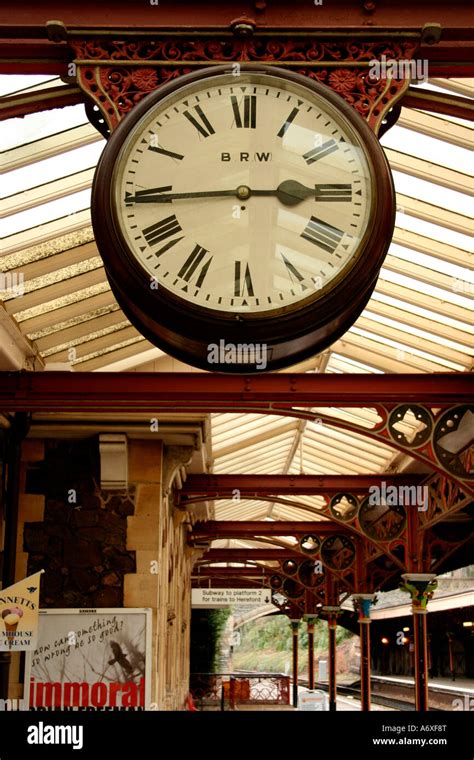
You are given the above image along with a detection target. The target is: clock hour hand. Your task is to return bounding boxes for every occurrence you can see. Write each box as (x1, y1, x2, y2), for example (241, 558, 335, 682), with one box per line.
(237, 181, 315, 206)
(274, 180, 315, 206)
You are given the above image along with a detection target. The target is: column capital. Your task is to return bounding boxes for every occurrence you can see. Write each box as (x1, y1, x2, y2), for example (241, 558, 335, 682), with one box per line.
(400, 573, 437, 613)
(352, 593, 377, 600)
(353, 594, 377, 622)
(401, 573, 437, 582)
(321, 605, 341, 627)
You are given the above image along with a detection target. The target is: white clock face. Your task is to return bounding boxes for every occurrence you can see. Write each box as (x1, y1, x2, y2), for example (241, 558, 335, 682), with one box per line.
(113, 71, 373, 315)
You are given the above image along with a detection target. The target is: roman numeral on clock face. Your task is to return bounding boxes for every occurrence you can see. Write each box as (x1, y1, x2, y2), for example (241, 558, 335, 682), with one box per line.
(301, 216, 344, 254)
(148, 144, 184, 161)
(303, 139, 338, 164)
(281, 254, 307, 290)
(277, 107, 300, 138)
(234, 261, 254, 297)
(231, 95, 257, 128)
(183, 105, 215, 138)
(177, 244, 213, 288)
(143, 215, 184, 257)
(315, 184, 352, 202)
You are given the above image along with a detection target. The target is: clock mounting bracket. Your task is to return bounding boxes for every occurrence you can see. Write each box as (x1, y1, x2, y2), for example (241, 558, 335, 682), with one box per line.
(69, 34, 418, 136)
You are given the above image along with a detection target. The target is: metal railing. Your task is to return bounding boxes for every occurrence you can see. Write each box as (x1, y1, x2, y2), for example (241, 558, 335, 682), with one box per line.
(190, 672, 290, 709)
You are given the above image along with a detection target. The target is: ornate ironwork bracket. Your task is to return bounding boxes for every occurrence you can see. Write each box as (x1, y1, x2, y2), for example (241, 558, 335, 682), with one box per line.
(68, 35, 419, 135)
(301, 403, 473, 497)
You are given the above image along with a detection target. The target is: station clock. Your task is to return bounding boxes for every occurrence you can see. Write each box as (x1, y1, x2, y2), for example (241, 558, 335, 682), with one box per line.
(92, 64, 395, 372)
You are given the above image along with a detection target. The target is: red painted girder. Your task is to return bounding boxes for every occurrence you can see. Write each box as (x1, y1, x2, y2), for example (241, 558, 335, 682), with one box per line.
(191, 521, 348, 537)
(0, 40, 69, 74)
(193, 567, 271, 576)
(1, 48, 473, 77)
(1, 2, 474, 37)
(0, 372, 470, 411)
(181, 473, 425, 499)
(192, 579, 269, 589)
(0, 84, 83, 120)
(400, 88, 474, 121)
(424, 64, 474, 77)
(200, 549, 300, 561)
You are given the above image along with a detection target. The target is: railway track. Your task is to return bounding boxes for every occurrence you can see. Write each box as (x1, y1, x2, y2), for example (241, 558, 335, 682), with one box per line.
(232, 670, 420, 710)
(297, 679, 445, 711)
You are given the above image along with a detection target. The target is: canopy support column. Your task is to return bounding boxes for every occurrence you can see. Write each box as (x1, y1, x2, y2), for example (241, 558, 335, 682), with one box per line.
(400, 574, 437, 711)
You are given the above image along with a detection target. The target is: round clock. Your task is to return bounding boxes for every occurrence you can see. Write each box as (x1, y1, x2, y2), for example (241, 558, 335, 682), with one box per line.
(92, 64, 395, 372)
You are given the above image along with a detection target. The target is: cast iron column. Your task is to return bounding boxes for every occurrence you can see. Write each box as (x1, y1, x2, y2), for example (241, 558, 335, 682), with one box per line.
(323, 605, 340, 712)
(307, 620, 315, 690)
(447, 632, 455, 681)
(400, 573, 437, 711)
(353, 594, 376, 711)
(290, 619, 300, 707)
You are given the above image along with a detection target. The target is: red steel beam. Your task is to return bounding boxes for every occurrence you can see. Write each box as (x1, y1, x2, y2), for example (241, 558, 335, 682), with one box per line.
(2, 40, 473, 77)
(0, 84, 83, 120)
(192, 579, 269, 589)
(191, 521, 348, 538)
(0, 372, 470, 412)
(1, 1, 474, 38)
(0, 40, 70, 75)
(1, 3, 474, 78)
(400, 86, 474, 121)
(181, 473, 425, 500)
(192, 567, 271, 577)
(200, 549, 300, 561)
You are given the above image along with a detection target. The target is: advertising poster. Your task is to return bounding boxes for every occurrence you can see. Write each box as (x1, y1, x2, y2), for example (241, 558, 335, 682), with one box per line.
(25, 608, 152, 711)
(0, 571, 44, 652)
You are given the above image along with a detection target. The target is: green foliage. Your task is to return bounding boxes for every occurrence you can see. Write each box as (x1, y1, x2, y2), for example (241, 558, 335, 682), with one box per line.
(190, 607, 232, 673)
(234, 613, 353, 674)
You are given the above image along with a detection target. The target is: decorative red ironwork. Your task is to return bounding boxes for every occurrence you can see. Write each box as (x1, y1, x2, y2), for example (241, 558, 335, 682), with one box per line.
(181, 470, 472, 575)
(178, 474, 420, 563)
(420, 472, 471, 529)
(69, 36, 417, 132)
(189, 672, 290, 709)
(72, 37, 417, 65)
(230, 674, 290, 708)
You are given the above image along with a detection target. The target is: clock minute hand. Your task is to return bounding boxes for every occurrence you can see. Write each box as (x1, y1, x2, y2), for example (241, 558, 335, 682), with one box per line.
(126, 188, 238, 203)
(125, 180, 315, 206)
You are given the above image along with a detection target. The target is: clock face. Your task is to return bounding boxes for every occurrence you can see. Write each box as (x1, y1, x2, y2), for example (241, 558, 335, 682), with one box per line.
(93, 64, 394, 372)
(112, 70, 373, 316)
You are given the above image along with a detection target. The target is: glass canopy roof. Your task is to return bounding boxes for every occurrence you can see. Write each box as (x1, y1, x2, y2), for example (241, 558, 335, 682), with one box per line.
(0, 74, 472, 530)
